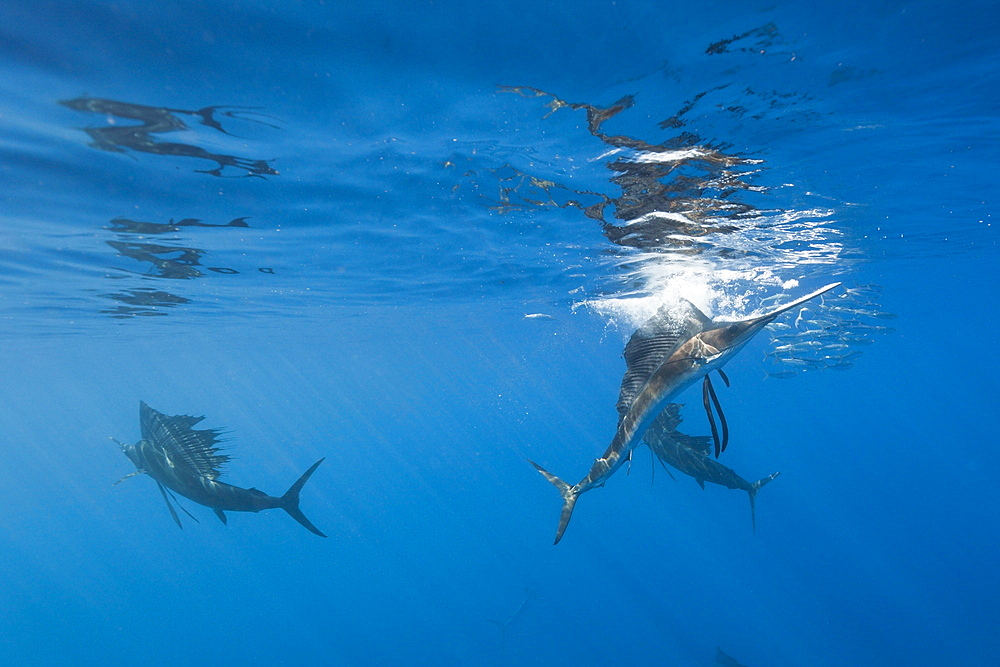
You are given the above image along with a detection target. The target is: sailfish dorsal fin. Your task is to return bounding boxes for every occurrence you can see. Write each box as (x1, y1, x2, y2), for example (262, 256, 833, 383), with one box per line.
(644, 403, 713, 458)
(139, 401, 231, 479)
(616, 299, 712, 420)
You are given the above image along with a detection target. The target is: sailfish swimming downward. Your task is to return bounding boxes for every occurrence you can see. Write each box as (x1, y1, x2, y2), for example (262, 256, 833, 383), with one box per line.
(113, 401, 326, 537)
(530, 283, 839, 543)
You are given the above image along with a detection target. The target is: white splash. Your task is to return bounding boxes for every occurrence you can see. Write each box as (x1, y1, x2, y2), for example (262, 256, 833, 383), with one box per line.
(577, 207, 844, 333)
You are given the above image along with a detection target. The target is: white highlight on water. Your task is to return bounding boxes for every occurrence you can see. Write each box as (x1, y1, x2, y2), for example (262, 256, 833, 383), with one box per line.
(576, 207, 843, 334)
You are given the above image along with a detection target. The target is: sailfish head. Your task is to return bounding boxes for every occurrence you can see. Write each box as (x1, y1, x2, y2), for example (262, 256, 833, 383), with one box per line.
(118, 438, 147, 470)
(110, 436, 147, 485)
(682, 282, 841, 459)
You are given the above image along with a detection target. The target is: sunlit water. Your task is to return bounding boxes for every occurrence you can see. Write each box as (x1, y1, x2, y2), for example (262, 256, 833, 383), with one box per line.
(1, 1, 998, 665)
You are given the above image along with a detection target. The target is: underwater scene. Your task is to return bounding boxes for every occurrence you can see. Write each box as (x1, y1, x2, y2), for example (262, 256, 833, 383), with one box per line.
(1, 1, 998, 665)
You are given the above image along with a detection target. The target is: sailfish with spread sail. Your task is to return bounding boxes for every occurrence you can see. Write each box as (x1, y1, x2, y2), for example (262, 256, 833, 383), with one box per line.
(113, 401, 326, 537)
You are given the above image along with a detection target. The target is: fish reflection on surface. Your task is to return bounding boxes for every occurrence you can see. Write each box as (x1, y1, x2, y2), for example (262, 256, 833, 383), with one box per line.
(100, 288, 191, 318)
(107, 217, 250, 235)
(107, 240, 205, 279)
(60, 97, 279, 177)
(495, 86, 765, 256)
(100, 215, 253, 317)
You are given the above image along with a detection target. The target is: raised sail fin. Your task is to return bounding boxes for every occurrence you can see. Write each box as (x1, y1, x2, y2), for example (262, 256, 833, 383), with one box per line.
(617, 300, 711, 419)
(140, 401, 231, 480)
(645, 404, 712, 457)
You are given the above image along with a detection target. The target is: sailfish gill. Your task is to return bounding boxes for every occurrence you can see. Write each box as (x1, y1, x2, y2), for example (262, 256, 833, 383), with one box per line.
(530, 282, 839, 543)
(113, 401, 326, 537)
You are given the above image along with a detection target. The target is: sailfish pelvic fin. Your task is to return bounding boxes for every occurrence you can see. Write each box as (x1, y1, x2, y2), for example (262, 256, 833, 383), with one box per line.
(529, 460, 579, 545)
(156, 482, 183, 529)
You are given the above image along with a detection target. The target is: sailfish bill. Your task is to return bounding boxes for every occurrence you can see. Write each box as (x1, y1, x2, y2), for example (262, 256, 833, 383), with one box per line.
(532, 282, 840, 543)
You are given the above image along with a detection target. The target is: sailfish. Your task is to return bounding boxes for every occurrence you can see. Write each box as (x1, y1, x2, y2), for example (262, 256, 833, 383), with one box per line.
(113, 401, 326, 537)
(530, 282, 839, 543)
(643, 403, 779, 532)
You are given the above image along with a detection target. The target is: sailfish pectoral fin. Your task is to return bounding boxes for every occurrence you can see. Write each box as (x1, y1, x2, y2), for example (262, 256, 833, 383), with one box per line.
(156, 482, 183, 529)
(705, 374, 730, 456)
(529, 460, 579, 545)
(702, 375, 730, 458)
(703, 376, 722, 458)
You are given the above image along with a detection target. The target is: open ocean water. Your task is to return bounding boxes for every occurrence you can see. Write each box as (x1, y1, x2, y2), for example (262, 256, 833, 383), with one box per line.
(1, 1, 998, 665)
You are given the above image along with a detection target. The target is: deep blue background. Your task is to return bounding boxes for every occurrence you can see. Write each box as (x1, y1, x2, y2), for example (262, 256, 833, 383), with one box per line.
(1, 1, 998, 665)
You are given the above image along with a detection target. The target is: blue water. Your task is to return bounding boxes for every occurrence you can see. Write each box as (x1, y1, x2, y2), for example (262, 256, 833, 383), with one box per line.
(2, 1, 998, 665)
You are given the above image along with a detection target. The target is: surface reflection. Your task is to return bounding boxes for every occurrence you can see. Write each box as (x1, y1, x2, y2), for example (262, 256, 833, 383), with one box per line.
(490, 81, 892, 373)
(705, 22, 786, 56)
(495, 85, 798, 261)
(60, 97, 279, 177)
(100, 288, 192, 319)
(107, 217, 250, 235)
(106, 239, 205, 280)
(101, 215, 266, 317)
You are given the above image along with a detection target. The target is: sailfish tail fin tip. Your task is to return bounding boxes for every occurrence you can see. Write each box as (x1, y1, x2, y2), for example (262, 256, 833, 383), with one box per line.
(280, 458, 327, 538)
(528, 460, 579, 545)
(747, 471, 780, 534)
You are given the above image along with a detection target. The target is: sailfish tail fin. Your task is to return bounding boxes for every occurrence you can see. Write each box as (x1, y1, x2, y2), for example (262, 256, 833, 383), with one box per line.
(747, 471, 780, 533)
(280, 458, 327, 538)
(529, 460, 579, 545)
